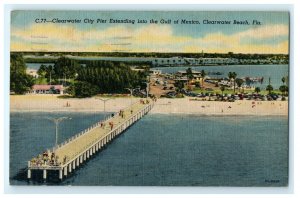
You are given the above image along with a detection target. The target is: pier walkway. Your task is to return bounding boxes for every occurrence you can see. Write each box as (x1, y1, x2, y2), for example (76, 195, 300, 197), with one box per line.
(27, 99, 154, 180)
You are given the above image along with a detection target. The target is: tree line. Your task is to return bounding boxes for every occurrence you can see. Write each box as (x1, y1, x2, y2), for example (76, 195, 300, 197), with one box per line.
(37, 58, 148, 97)
(14, 51, 289, 61)
(10, 55, 148, 97)
(10, 54, 34, 94)
(71, 60, 148, 97)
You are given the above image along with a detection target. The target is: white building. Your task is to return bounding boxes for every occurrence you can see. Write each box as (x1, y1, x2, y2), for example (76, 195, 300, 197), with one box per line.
(29, 85, 64, 95)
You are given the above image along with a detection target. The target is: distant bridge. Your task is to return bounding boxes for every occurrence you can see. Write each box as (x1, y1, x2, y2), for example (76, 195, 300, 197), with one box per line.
(27, 100, 154, 180)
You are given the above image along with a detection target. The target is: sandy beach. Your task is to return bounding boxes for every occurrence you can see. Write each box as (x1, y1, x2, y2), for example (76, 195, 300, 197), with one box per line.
(10, 95, 288, 116)
(152, 98, 288, 116)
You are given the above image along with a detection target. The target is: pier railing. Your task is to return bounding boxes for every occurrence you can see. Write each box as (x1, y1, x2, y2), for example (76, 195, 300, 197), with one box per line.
(51, 101, 144, 152)
(27, 100, 154, 180)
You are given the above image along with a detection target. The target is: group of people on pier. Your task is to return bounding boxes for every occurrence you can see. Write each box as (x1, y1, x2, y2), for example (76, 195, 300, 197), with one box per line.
(30, 151, 60, 167)
(140, 99, 150, 105)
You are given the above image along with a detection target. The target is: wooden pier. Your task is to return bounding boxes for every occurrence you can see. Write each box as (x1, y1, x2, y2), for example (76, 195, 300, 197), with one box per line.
(27, 100, 154, 180)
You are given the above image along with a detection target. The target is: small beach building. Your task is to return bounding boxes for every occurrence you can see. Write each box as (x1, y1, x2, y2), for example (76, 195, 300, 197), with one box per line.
(175, 70, 202, 82)
(149, 69, 162, 75)
(29, 85, 64, 95)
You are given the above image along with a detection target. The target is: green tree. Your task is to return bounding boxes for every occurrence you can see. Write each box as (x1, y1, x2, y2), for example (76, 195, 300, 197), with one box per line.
(220, 85, 225, 100)
(46, 65, 55, 85)
(53, 56, 80, 79)
(186, 67, 193, 81)
(282, 76, 288, 87)
(279, 85, 288, 96)
(266, 85, 273, 95)
(10, 54, 26, 74)
(228, 72, 237, 93)
(71, 81, 99, 98)
(255, 87, 261, 94)
(174, 80, 184, 92)
(37, 64, 47, 77)
(10, 54, 34, 94)
(66, 82, 75, 96)
(76, 60, 147, 94)
(281, 76, 285, 85)
(235, 78, 244, 92)
(185, 67, 194, 90)
(200, 69, 206, 88)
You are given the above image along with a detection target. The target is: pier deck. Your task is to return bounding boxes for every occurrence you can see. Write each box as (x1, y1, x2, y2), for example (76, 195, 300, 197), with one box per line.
(27, 99, 154, 180)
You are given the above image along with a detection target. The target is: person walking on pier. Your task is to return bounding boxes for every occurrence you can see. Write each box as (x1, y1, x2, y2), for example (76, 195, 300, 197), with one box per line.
(109, 122, 114, 130)
(63, 155, 67, 164)
(119, 110, 125, 118)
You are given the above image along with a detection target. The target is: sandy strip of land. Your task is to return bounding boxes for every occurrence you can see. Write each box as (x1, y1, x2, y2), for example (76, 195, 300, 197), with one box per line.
(151, 98, 288, 116)
(10, 95, 136, 113)
(10, 95, 288, 116)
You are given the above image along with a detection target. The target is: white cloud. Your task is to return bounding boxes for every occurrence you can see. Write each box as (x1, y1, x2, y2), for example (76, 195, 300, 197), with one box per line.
(11, 23, 289, 54)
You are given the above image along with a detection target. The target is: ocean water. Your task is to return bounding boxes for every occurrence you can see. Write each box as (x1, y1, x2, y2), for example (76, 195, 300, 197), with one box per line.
(9, 112, 288, 186)
(26, 63, 55, 70)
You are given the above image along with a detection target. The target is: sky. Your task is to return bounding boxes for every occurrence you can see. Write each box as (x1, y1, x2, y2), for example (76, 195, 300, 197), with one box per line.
(10, 11, 289, 54)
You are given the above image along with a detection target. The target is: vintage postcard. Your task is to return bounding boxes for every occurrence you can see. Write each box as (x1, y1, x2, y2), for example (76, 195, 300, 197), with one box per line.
(10, 10, 289, 186)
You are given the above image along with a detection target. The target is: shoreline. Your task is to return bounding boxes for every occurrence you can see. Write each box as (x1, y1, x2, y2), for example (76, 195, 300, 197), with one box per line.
(10, 109, 288, 116)
(10, 95, 288, 116)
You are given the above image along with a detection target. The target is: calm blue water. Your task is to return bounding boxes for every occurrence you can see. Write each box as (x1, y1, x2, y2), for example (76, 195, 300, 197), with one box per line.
(26, 63, 55, 70)
(156, 64, 288, 89)
(10, 112, 288, 186)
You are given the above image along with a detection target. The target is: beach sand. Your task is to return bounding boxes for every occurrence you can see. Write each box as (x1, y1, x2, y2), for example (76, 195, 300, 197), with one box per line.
(10, 95, 288, 116)
(151, 98, 288, 116)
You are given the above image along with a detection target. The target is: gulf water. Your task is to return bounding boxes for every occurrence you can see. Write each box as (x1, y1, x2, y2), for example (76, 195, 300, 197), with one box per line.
(10, 112, 288, 186)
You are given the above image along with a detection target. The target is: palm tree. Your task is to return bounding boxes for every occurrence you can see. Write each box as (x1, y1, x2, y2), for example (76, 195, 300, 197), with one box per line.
(266, 77, 273, 95)
(174, 80, 184, 93)
(47, 65, 55, 85)
(220, 85, 225, 100)
(186, 68, 193, 80)
(266, 85, 273, 95)
(281, 77, 285, 85)
(186, 67, 194, 89)
(228, 72, 237, 94)
(235, 78, 244, 92)
(282, 76, 288, 87)
(201, 69, 206, 89)
(279, 85, 288, 96)
(255, 87, 261, 94)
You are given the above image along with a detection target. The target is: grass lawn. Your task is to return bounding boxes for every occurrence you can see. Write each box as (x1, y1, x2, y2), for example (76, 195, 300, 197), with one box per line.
(34, 77, 48, 85)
